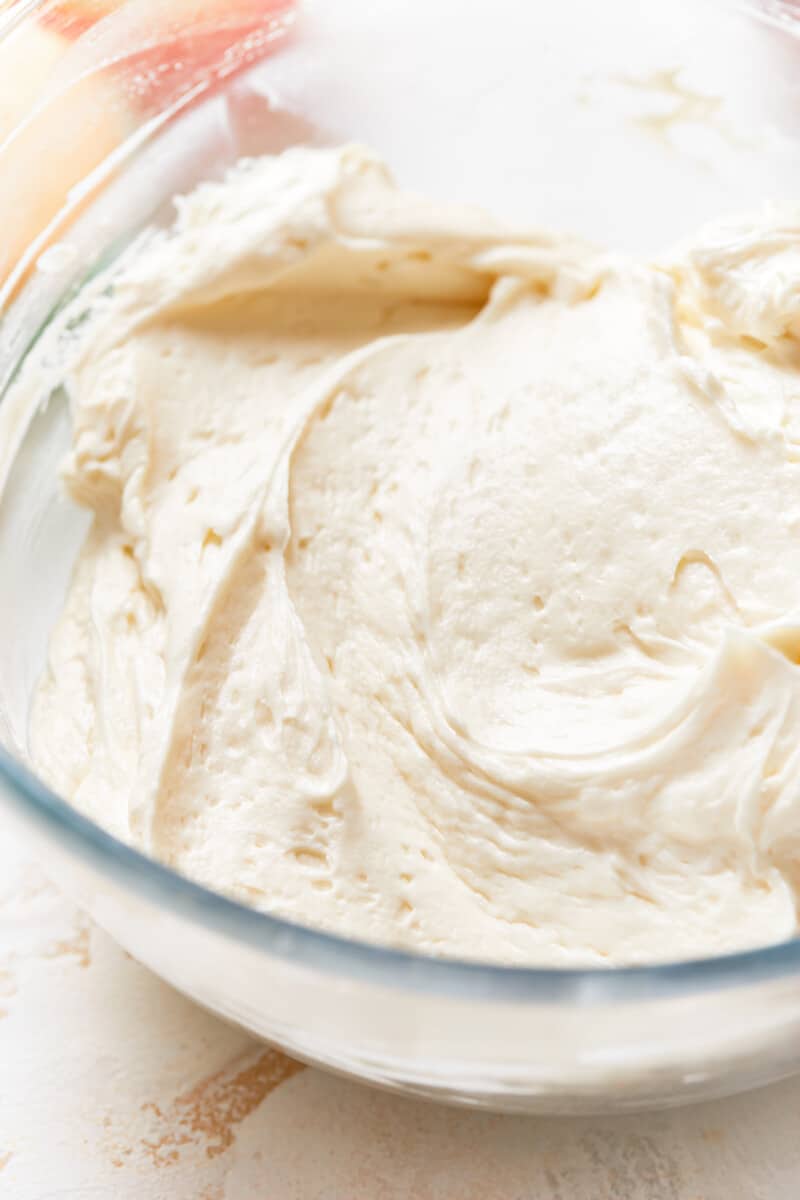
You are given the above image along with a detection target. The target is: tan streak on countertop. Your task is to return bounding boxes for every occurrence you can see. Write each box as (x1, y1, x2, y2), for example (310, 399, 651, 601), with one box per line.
(613, 67, 750, 153)
(141, 1047, 305, 1166)
(44, 914, 92, 968)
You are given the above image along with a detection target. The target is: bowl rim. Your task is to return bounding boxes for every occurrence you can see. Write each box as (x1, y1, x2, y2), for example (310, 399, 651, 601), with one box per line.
(4, 744, 800, 1003)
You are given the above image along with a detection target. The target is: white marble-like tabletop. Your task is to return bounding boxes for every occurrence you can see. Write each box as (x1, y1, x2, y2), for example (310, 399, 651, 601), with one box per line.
(1, 828, 799, 1200)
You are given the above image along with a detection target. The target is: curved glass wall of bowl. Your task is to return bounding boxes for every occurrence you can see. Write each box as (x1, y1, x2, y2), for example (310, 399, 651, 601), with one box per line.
(0, 0, 304, 757)
(0, 0, 298, 389)
(0, 0, 310, 761)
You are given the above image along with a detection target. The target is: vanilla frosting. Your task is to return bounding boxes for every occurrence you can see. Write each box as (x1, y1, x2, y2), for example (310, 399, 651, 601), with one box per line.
(26, 146, 800, 965)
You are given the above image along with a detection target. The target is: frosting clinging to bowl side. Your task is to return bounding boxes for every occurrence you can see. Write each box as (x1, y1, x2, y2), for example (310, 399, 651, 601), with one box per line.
(27, 145, 800, 964)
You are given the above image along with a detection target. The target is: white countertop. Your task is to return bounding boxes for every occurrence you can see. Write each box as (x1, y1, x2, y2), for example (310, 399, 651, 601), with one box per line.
(1, 826, 799, 1199)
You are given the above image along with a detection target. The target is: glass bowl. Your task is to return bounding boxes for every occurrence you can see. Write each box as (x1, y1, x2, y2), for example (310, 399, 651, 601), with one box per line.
(2, 0, 800, 1115)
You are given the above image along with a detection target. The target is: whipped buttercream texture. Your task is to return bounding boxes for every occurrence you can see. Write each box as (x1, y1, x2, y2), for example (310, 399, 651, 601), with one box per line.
(28, 146, 800, 964)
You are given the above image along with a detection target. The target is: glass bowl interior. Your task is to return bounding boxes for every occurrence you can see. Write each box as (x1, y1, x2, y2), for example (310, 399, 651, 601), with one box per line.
(2, 0, 800, 1112)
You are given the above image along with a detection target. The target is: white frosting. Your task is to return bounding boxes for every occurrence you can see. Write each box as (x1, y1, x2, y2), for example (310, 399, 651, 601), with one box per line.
(27, 145, 800, 964)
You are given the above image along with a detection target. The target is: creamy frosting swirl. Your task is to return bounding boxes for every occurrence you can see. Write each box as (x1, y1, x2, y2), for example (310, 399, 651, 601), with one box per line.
(28, 146, 800, 964)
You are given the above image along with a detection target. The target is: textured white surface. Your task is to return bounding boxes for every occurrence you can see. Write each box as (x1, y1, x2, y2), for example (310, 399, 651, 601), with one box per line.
(1, 822, 800, 1197)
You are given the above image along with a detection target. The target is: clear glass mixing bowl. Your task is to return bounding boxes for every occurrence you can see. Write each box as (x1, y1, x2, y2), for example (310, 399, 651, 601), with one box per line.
(2, 0, 800, 1115)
